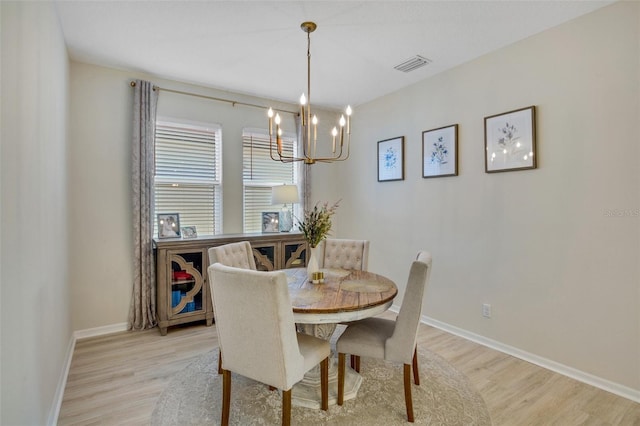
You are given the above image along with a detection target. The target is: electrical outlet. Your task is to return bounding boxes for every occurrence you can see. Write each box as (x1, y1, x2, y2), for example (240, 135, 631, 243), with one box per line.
(482, 303, 492, 318)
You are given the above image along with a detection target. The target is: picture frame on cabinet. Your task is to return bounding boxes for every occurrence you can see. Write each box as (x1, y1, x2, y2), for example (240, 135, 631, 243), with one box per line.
(157, 213, 181, 238)
(484, 106, 536, 173)
(262, 211, 280, 233)
(377, 136, 405, 182)
(422, 124, 458, 178)
(181, 226, 197, 239)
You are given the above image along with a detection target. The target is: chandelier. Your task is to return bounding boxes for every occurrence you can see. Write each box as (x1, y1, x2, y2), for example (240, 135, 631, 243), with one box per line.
(268, 21, 352, 165)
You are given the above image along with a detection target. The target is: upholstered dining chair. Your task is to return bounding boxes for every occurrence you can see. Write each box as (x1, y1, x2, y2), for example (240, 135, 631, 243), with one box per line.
(316, 238, 370, 271)
(208, 240, 256, 271)
(336, 251, 432, 423)
(208, 241, 256, 374)
(208, 263, 330, 426)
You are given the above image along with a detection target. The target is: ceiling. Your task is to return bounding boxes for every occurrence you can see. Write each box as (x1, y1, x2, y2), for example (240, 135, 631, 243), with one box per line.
(54, 0, 613, 110)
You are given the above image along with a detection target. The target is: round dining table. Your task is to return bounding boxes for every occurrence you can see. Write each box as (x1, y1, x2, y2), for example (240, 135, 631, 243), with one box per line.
(284, 267, 398, 409)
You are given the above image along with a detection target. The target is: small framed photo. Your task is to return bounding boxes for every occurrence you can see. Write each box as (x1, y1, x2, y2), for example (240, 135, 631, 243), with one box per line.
(157, 213, 181, 238)
(377, 136, 404, 182)
(181, 226, 197, 239)
(485, 106, 536, 173)
(423, 124, 458, 178)
(262, 212, 280, 233)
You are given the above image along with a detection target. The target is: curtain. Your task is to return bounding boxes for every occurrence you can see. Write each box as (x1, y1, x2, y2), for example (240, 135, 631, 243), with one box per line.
(128, 80, 158, 330)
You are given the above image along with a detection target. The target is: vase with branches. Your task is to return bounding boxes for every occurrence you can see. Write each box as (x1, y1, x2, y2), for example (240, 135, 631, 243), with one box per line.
(296, 200, 340, 279)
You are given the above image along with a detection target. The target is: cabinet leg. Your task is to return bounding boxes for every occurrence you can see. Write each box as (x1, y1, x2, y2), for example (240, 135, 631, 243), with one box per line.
(159, 327, 168, 336)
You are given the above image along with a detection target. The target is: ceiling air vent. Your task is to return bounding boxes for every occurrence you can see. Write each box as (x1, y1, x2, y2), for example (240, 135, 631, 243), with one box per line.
(394, 55, 432, 73)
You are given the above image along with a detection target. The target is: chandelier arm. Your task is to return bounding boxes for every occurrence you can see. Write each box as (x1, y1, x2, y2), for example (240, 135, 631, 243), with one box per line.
(269, 134, 297, 162)
(314, 155, 348, 163)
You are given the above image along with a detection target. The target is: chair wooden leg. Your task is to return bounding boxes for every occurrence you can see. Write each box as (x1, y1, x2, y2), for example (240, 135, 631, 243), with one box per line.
(412, 347, 420, 385)
(218, 349, 222, 375)
(282, 389, 292, 426)
(221, 369, 231, 426)
(337, 353, 346, 405)
(321, 357, 329, 411)
(353, 355, 361, 373)
(404, 364, 414, 422)
(350, 354, 355, 369)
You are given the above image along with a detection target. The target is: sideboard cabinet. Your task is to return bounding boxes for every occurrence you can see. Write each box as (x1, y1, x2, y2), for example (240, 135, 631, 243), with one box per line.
(154, 233, 307, 335)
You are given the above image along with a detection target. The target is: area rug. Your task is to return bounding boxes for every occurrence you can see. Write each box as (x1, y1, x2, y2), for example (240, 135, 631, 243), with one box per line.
(151, 346, 491, 425)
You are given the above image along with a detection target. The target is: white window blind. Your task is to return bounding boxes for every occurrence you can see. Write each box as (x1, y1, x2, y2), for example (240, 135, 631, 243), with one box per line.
(155, 119, 222, 236)
(242, 130, 300, 232)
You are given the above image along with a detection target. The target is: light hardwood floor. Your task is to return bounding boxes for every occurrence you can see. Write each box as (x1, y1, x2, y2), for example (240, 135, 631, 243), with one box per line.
(59, 312, 640, 425)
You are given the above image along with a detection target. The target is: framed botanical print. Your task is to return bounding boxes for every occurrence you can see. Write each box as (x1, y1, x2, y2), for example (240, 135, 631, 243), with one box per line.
(422, 124, 458, 178)
(377, 136, 405, 182)
(484, 106, 536, 173)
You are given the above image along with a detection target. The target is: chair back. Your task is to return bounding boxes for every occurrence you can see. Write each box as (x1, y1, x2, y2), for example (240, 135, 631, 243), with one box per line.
(317, 238, 370, 270)
(385, 251, 432, 364)
(208, 263, 305, 390)
(208, 241, 256, 270)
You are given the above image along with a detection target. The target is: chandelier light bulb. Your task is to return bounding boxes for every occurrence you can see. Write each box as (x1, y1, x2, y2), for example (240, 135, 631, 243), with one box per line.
(339, 115, 346, 127)
(346, 105, 352, 116)
(275, 113, 281, 125)
(300, 93, 307, 106)
(331, 127, 338, 153)
(267, 107, 275, 135)
(312, 115, 318, 142)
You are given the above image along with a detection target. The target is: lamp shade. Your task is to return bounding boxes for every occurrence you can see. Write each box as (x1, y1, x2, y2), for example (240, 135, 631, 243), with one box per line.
(272, 185, 299, 205)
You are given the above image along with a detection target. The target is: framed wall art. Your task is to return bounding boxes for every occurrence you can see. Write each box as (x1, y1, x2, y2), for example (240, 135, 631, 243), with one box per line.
(261, 211, 280, 233)
(422, 124, 458, 178)
(484, 106, 536, 173)
(377, 136, 404, 182)
(157, 213, 181, 238)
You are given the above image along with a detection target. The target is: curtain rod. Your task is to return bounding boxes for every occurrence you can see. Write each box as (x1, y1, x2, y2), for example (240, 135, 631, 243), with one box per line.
(129, 81, 297, 115)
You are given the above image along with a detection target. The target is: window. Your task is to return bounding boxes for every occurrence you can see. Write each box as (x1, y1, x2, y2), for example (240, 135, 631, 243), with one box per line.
(154, 119, 222, 236)
(242, 129, 301, 232)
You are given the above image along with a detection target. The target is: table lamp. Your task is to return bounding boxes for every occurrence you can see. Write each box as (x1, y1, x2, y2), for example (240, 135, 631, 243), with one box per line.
(271, 184, 299, 232)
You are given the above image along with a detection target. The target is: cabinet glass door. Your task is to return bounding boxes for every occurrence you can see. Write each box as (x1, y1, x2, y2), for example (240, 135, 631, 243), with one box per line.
(170, 252, 204, 316)
(284, 242, 307, 268)
(251, 244, 276, 271)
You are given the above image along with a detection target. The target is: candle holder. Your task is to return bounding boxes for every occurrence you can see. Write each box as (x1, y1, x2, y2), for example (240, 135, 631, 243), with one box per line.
(311, 271, 324, 284)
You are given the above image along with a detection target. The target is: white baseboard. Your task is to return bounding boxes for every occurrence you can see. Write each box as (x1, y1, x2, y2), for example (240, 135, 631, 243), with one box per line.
(48, 322, 129, 425)
(47, 334, 76, 426)
(73, 322, 128, 340)
(417, 312, 640, 404)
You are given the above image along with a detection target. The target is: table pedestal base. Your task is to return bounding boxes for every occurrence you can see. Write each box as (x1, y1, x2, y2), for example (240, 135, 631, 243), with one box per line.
(292, 358, 362, 409)
(293, 322, 362, 408)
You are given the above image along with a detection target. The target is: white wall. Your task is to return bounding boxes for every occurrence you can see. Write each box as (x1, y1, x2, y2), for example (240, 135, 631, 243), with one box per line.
(68, 62, 336, 331)
(311, 1, 640, 392)
(1, 1, 71, 424)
